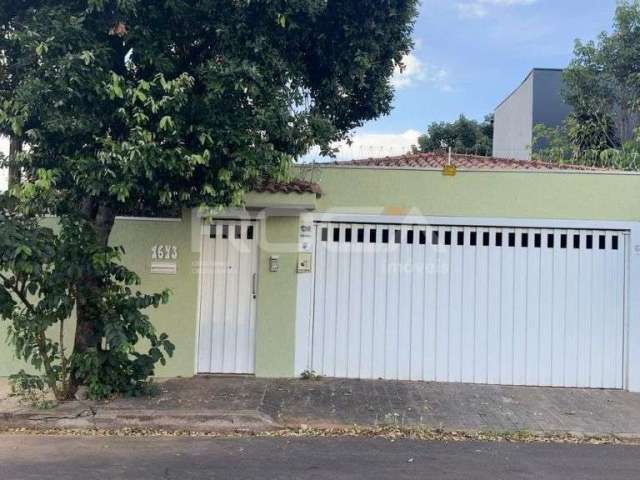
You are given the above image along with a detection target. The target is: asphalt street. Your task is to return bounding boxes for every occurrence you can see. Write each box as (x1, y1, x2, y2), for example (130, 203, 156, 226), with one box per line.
(0, 434, 639, 479)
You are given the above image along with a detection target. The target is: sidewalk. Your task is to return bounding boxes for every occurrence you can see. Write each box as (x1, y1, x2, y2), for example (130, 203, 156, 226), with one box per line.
(3, 376, 640, 437)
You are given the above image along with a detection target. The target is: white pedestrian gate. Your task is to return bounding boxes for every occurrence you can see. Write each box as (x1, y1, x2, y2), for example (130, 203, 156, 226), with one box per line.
(311, 222, 627, 388)
(197, 220, 259, 374)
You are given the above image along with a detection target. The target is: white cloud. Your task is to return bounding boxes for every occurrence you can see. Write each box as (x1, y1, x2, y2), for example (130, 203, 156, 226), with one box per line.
(457, 3, 488, 18)
(427, 66, 453, 93)
(391, 54, 452, 92)
(391, 54, 425, 89)
(457, 0, 537, 18)
(302, 129, 422, 163)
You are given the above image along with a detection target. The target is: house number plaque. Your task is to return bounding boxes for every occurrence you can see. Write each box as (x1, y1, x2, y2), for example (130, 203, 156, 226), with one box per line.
(150, 245, 178, 275)
(151, 245, 178, 260)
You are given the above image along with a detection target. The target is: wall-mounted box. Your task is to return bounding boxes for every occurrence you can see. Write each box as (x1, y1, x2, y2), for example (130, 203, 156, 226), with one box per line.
(297, 252, 312, 273)
(269, 255, 280, 273)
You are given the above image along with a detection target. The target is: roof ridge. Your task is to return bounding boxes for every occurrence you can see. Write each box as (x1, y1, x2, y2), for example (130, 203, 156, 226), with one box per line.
(318, 152, 610, 172)
(254, 177, 322, 195)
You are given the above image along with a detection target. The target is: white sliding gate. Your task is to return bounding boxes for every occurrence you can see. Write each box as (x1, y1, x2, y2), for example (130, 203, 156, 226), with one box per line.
(197, 220, 259, 374)
(311, 222, 627, 388)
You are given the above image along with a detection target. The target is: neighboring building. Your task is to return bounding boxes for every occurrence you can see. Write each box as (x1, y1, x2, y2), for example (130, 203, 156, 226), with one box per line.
(2, 152, 640, 391)
(493, 68, 572, 160)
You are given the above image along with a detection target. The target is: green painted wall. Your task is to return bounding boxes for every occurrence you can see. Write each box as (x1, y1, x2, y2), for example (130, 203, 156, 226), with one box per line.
(3, 167, 640, 380)
(110, 214, 198, 378)
(306, 167, 640, 221)
(0, 210, 301, 379)
(254, 216, 299, 377)
(244, 191, 317, 209)
(0, 212, 198, 378)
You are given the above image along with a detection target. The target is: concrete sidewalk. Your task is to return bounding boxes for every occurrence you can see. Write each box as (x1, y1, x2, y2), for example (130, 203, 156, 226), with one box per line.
(2, 376, 640, 437)
(0, 377, 273, 432)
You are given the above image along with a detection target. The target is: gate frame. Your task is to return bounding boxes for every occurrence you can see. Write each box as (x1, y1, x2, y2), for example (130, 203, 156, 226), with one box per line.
(295, 212, 640, 392)
(194, 213, 263, 375)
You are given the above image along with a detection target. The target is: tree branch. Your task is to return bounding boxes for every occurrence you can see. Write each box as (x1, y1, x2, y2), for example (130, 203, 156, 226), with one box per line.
(0, 272, 63, 399)
(0, 272, 36, 315)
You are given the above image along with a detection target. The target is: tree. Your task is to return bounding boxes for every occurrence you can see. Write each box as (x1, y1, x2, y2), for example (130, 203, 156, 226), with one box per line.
(562, 0, 640, 152)
(0, 193, 174, 400)
(0, 3, 36, 187)
(534, 0, 640, 169)
(0, 1, 417, 399)
(532, 121, 640, 170)
(415, 114, 493, 156)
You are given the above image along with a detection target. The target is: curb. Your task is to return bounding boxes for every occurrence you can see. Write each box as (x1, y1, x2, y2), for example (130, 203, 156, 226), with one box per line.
(0, 407, 279, 433)
(2, 421, 640, 445)
(93, 409, 278, 432)
(2, 407, 640, 442)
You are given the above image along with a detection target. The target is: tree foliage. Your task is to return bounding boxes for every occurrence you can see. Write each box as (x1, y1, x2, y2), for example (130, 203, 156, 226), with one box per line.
(563, 0, 640, 150)
(0, 193, 174, 400)
(534, 0, 640, 169)
(0, 3, 33, 186)
(415, 114, 493, 156)
(2, 0, 417, 214)
(532, 121, 640, 170)
(0, 1, 417, 398)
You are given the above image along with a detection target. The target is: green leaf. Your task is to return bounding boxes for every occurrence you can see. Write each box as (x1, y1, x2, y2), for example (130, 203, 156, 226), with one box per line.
(35, 42, 48, 57)
(110, 73, 124, 99)
(80, 51, 95, 66)
(159, 116, 174, 131)
(15, 245, 32, 258)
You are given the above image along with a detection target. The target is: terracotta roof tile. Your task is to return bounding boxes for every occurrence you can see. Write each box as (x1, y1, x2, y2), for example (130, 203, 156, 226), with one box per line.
(327, 152, 607, 172)
(254, 178, 322, 195)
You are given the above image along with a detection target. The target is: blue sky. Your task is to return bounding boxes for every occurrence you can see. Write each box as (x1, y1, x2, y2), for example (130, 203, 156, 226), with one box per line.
(315, 0, 618, 161)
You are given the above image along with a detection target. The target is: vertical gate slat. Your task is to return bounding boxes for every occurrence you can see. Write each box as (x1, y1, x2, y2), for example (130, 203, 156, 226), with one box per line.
(525, 228, 541, 386)
(538, 228, 554, 386)
(311, 224, 327, 373)
(486, 227, 502, 384)
(435, 227, 450, 382)
(398, 225, 413, 380)
(359, 225, 375, 379)
(333, 224, 350, 378)
(423, 227, 438, 381)
(347, 223, 363, 378)
(500, 228, 515, 385)
(474, 227, 490, 384)
(460, 227, 475, 383)
(197, 223, 214, 372)
(372, 225, 387, 378)
(410, 226, 426, 381)
(384, 226, 400, 379)
(447, 227, 462, 382)
(512, 227, 527, 385)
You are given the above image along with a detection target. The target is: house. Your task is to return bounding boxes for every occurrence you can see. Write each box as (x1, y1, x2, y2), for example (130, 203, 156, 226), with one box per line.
(2, 152, 640, 391)
(493, 68, 571, 160)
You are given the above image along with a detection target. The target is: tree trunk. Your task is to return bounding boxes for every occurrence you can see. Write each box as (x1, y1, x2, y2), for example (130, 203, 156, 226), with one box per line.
(8, 136, 22, 188)
(94, 204, 116, 247)
(71, 202, 116, 393)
